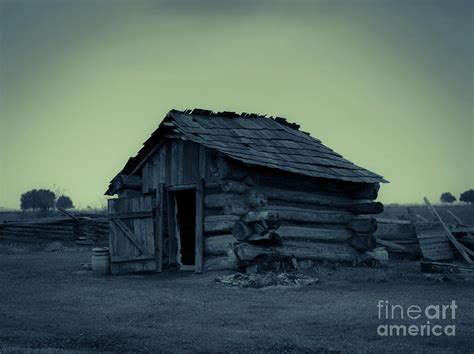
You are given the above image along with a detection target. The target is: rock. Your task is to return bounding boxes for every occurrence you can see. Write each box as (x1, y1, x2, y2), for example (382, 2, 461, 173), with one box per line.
(297, 260, 313, 270)
(246, 264, 259, 274)
(273, 261, 281, 271)
(45, 242, 65, 252)
(295, 277, 319, 286)
(291, 258, 298, 269)
(81, 263, 92, 271)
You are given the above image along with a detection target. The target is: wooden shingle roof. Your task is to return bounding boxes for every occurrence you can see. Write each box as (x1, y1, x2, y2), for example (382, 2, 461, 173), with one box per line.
(169, 109, 386, 183)
(109, 109, 387, 192)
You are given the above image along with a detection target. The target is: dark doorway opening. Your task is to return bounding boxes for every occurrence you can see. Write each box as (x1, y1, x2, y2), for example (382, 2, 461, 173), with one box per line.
(175, 190, 196, 266)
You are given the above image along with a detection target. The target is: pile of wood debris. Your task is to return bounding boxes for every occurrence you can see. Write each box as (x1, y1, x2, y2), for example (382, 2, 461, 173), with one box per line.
(215, 272, 319, 288)
(374, 198, 474, 264)
(372, 197, 474, 279)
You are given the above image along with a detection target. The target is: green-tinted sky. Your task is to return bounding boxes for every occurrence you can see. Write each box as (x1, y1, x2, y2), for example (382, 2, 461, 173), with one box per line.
(1, 0, 472, 209)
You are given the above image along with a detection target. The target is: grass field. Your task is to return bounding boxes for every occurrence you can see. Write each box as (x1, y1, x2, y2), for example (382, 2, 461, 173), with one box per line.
(1, 244, 473, 352)
(1, 203, 473, 352)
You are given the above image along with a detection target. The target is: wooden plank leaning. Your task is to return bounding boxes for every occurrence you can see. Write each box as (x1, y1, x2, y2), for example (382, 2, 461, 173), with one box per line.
(423, 197, 473, 264)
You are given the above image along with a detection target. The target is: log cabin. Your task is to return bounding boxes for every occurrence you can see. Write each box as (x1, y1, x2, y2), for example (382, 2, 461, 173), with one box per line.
(105, 109, 387, 274)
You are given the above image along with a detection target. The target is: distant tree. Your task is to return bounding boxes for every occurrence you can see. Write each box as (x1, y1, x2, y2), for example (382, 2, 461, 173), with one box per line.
(20, 189, 56, 211)
(440, 192, 456, 204)
(35, 189, 56, 210)
(20, 190, 35, 210)
(56, 195, 74, 210)
(460, 189, 474, 204)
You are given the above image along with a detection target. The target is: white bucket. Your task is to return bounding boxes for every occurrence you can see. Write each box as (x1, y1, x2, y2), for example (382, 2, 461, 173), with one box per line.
(92, 247, 110, 275)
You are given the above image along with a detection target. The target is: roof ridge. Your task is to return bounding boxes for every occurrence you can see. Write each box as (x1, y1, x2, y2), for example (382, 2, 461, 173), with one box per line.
(167, 108, 303, 132)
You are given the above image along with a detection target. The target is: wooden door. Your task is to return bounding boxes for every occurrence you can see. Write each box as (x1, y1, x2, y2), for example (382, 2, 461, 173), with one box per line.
(108, 195, 156, 274)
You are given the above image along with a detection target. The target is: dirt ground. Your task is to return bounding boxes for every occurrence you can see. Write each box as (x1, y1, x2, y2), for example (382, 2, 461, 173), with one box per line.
(1, 243, 473, 353)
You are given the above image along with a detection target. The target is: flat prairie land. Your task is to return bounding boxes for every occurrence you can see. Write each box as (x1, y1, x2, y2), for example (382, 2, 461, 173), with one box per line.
(381, 203, 474, 225)
(1, 244, 473, 353)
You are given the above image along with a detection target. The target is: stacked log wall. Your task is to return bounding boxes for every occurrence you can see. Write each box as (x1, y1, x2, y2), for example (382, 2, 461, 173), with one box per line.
(202, 183, 241, 270)
(201, 156, 382, 268)
(251, 179, 377, 262)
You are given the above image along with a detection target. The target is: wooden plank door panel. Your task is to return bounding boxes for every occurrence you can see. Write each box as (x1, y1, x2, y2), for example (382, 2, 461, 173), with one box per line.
(155, 184, 164, 272)
(108, 195, 157, 274)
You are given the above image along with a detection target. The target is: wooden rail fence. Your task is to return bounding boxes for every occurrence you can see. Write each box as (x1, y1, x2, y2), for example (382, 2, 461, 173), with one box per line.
(0, 217, 110, 245)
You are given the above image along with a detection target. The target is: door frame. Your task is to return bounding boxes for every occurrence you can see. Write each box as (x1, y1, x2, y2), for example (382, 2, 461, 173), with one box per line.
(166, 180, 204, 273)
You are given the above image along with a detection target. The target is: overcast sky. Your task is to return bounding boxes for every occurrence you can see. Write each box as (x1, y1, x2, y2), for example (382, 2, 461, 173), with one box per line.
(1, 0, 472, 209)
